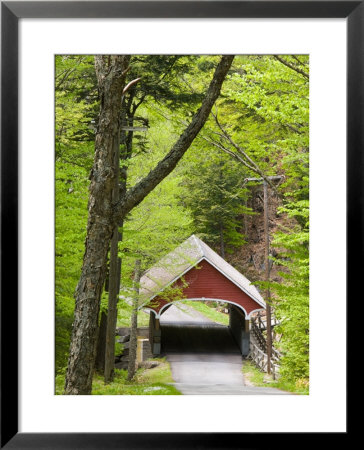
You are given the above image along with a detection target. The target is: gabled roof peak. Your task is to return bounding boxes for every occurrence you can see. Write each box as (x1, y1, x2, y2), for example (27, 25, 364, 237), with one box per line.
(139, 234, 265, 308)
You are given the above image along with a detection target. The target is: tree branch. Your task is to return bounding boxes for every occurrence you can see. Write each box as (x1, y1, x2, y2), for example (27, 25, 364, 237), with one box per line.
(200, 134, 257, 173)
(113, 55, 234, 225)
(211, 112, 281, 194)
(273, 55, 309, 80)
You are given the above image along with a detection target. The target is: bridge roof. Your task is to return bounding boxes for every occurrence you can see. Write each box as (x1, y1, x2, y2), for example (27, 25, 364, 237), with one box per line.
(139, 235, 265, 308)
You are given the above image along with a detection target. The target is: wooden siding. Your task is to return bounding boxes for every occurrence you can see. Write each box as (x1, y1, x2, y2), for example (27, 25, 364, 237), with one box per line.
(148, 259, 263, 316)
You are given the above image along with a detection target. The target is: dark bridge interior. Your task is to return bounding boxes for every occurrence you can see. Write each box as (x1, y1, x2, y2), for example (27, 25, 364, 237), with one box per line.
(160, 323, 241, 354)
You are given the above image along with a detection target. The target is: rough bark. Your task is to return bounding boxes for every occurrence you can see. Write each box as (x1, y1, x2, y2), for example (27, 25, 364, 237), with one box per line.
(64, 55, 233, 395)
(127, 259, 141, 381)
(104, 137, 121, 383)
(64, 56, 130, 395)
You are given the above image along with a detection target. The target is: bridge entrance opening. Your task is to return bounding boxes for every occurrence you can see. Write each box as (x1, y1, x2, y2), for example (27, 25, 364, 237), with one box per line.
(140, 235, 265, 358)
(148, 299, 251, 357)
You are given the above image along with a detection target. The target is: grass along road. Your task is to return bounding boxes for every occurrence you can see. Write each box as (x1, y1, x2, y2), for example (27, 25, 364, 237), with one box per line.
(181, 300, 229, 325)
(242, 360, 308, 394)
(56, 358, 181, 395)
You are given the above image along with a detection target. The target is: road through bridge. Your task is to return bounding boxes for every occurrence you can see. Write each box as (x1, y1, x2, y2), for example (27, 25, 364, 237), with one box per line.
(160, 304, 290, 395)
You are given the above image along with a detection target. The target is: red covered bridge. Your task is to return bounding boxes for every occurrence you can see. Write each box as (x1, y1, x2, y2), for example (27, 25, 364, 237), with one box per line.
(139, 235, 265, 356)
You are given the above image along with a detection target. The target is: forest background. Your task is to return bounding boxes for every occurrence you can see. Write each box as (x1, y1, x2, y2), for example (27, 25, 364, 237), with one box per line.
(55, 54, 309, 390)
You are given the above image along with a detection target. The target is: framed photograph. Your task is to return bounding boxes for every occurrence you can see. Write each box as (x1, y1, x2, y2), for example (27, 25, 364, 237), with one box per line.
(1, 1, 356, 447)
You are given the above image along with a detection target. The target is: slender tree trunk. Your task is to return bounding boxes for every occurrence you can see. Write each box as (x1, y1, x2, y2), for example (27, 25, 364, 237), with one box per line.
(94, 310, 107, 373)
(263, 180, 272, 374)
(127, 259, 141, 381)
(104, 95, 136, 383)
(95, 247, 121, 375)
(65, 55, 233, 395)
(104, 228, 120, 382)
(64, 56, 129, 395)
(94, 263, 113, 374)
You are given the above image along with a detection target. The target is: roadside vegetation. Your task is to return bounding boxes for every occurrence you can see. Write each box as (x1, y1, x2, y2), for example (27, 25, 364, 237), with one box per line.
(56, 358, 180, 395)
(242, 360, 309, 395)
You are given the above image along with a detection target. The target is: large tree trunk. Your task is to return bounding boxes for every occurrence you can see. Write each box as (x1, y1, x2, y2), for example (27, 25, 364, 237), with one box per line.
(64, 56, 129, 395)
(64, 55, 234, 395)
(104, 137, 121, 383)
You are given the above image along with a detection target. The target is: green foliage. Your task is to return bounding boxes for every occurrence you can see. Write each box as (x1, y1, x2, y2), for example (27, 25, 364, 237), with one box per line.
(179, 148, 252, 255)
(125, 55, 205, 110)
(116, 300, 150, 328)
(55, 160, 89, 372)
(55, 54, 310, 388)
(209, 54, 310, 385)
(202, 55, 309, 186)
(114, 337, 124, 357)
(271, 223, 309, 383)
(55, 57, 97, 372)
(55, 55, 98, 163)
(242, 361, 308, 394)
(56, 90, 93, 149)
(117, 113, 194, 289)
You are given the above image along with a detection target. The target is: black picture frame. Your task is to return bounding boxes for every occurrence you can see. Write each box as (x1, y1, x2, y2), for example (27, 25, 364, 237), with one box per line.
(1, 1, 356, 447)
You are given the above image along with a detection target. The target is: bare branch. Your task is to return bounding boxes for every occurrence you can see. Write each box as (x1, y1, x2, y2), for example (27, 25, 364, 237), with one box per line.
(211, 112, 281, 194)
(122, 77, 142, 95)
(273, 55, 309, 80)
(200, 135, 257, 173)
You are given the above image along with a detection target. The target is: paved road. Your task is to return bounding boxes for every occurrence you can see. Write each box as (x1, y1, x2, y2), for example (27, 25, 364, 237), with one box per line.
(160, 304, 290, 395)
